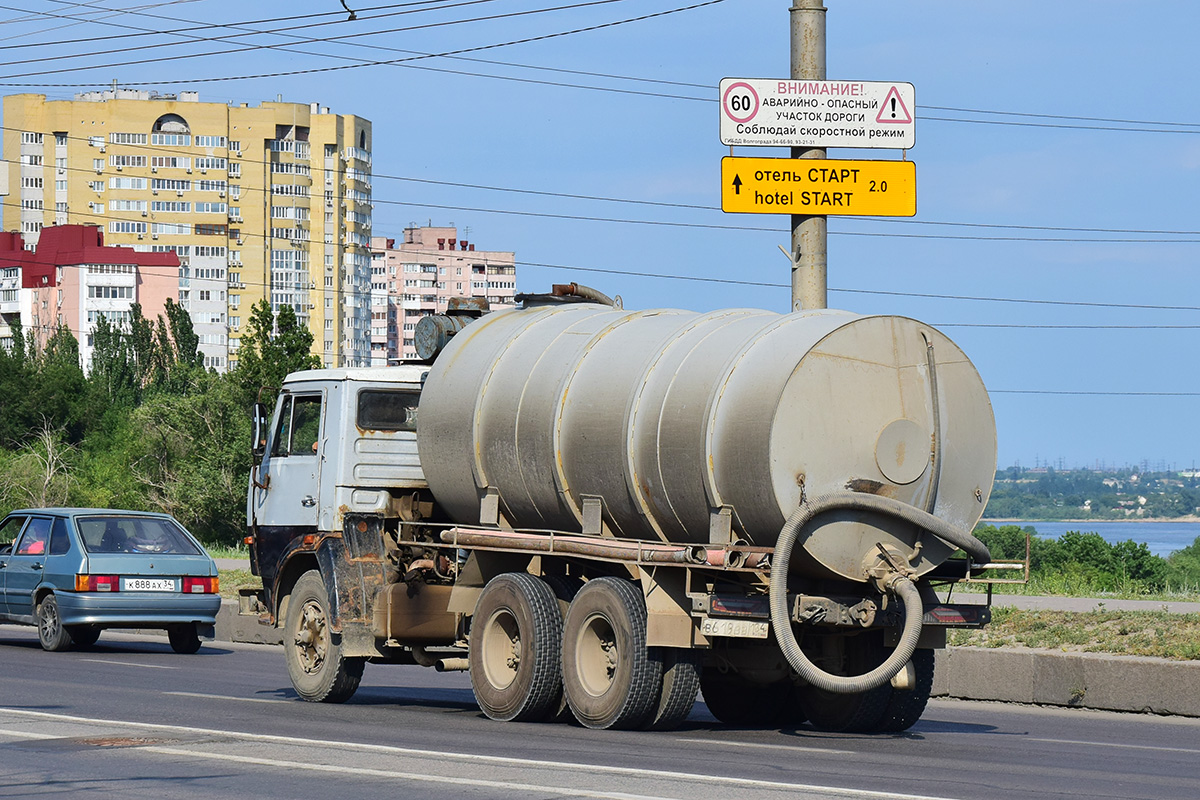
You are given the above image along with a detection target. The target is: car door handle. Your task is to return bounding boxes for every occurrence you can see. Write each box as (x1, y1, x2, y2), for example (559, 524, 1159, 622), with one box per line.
(301, 496, 316, 507)
(31, 563, 42, 570)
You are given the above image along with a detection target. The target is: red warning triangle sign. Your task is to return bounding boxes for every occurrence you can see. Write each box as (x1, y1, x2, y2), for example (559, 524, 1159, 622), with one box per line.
(876, 85, 912, 124)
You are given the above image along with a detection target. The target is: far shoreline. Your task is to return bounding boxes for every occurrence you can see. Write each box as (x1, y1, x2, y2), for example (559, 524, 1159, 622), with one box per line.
(982, 516, 1200, 524)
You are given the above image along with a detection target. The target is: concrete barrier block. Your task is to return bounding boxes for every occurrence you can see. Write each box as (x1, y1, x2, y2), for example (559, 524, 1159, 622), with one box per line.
(1078, 652, 1200, 717)
(1032, 650, 1088, 707)
(216, 599, 282, 646)
(936, 647, 1036, 703)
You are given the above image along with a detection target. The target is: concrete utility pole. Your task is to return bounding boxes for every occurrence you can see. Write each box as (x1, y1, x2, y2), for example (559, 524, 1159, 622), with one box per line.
(789, 0, 827, 310)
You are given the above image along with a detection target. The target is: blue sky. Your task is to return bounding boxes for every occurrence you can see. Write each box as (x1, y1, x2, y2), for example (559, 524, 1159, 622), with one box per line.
(3, 0, 1198, 470)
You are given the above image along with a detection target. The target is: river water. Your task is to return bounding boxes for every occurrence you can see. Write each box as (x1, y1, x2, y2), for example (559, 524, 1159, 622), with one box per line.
(984, 520, 1200, 558)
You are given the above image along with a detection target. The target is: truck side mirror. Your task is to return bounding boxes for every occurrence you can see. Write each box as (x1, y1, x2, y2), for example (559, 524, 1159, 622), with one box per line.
(251, 403, 268, 458)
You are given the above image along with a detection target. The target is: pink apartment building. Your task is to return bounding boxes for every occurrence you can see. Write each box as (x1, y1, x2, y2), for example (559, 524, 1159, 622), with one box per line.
(369, 225, 516, 364)
(0, 224, 179, 368)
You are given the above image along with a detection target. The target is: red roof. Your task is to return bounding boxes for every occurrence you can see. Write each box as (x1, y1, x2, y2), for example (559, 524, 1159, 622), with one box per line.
(0, 225, 179, 288)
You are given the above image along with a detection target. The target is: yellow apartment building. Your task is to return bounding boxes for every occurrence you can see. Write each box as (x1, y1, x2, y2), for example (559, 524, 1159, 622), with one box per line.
(2, 89, 374, 369)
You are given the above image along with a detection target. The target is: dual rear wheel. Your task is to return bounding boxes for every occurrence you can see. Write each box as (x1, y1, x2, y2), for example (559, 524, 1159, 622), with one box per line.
(469, 574, 700, 730)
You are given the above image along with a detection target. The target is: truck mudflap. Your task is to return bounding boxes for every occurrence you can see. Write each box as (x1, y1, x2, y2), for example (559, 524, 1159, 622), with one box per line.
(310, 515, 392, 657)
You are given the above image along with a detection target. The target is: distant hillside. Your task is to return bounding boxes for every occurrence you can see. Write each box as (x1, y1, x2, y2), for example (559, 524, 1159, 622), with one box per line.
(983, 467, 1200, 521)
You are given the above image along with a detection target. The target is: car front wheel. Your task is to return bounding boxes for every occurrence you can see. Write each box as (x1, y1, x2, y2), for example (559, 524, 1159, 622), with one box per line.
(37, 595, 73, 652)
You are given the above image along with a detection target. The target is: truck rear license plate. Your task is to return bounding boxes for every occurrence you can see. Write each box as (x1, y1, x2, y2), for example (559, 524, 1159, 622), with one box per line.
(123, 578, 177, 592)
(701, 617, 769, 639)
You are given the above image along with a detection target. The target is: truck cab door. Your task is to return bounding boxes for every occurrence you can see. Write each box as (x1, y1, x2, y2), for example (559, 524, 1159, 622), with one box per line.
(257, 391, 325, 532)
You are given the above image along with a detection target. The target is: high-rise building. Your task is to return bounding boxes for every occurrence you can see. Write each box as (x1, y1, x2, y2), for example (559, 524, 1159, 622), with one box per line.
(369, 226, 517, 363)
(0, 225, 180, 366)
(2, 90, 374, 370)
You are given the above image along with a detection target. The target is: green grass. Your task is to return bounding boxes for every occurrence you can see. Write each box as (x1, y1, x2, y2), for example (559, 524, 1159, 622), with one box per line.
(948, 607, 1200, 660)
(954, 576, 1200, 603)
(217, 568, 260, 599)
(207, 544, 250, 560)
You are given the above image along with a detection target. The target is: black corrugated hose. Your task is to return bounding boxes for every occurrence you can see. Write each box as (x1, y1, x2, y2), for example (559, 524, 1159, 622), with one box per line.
(768, 492, 991, 694)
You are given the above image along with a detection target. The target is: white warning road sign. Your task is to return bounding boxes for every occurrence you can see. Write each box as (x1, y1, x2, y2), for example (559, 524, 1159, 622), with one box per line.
(720, 79, 916, 149)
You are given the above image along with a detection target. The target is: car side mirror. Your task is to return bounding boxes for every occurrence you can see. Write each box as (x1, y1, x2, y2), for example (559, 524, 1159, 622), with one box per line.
(252, 402, 268, 458)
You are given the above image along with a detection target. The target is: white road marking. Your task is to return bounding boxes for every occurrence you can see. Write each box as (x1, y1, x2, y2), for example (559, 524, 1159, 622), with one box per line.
(79, 658, 179, 670)
(142, 746, 691, 800)
(163, 691, 285, 704)
(676, 736, 855, 755)
(1028, 737, 1200, 755)
(0, 707, 965, 800)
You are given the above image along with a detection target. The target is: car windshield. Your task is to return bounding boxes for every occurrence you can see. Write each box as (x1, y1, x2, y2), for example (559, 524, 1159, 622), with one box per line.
(76, 516, 202, 556)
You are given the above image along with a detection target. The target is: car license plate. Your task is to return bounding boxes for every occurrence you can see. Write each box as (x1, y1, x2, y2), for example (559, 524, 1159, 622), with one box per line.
(122, 577, 177, 592)
(701, 617, 770, 639)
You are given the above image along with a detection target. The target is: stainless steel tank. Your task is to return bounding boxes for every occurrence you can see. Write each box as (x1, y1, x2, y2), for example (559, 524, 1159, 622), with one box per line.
(416, 303, 996, 581)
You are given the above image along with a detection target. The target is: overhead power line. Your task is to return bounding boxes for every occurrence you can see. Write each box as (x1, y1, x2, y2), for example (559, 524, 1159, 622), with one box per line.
(0, 0, 716, 83)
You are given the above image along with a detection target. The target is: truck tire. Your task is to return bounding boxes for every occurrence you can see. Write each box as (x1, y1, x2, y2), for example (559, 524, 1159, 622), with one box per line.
(540, 574, 584, 723)
(562, 577, 662, 730)
(37, 595, 73, 652)
(642, 648, 701, 731)
(700, 670, 791, 726)
(796, 632, 891, 733)
(469, 572, 564, 722)
(876, 648, 935, 732)
(284, 570, 364, 703)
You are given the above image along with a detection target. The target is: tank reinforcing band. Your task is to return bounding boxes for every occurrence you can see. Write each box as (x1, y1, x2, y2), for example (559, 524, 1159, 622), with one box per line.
(769, 491, 992, 694)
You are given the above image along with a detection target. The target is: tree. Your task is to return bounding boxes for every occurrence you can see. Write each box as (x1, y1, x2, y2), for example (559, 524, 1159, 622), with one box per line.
(28, 324, 89, 444)
(88, 314, 139, 410)
(164, 297, 202, 370)
(0, 423, 76, 511)
(0, 324, 34, 445)
(233, 300, 320, 407)
(128, 372, 252, 545)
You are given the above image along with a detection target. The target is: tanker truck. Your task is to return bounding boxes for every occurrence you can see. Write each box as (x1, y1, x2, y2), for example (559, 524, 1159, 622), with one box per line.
(244, 286, 1019, 732)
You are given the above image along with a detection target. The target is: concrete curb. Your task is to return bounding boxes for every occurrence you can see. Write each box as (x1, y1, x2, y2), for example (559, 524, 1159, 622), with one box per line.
(214, 601, 1200, 718)
(932, 646, 1200, 717)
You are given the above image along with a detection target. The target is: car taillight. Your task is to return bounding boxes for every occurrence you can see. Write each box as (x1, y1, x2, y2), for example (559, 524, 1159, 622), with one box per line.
(183, 576, 218, 594)
(76, 574, 119, 592)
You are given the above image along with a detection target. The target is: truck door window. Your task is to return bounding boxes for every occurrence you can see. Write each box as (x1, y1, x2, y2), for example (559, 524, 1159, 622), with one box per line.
(291, 395, 322, 455)
(271, 394, 323, 457)
(357, 389, 419, 431)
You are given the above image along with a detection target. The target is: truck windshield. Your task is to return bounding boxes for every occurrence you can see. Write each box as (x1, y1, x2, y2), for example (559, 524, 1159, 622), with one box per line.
(357, 389, 418, 432)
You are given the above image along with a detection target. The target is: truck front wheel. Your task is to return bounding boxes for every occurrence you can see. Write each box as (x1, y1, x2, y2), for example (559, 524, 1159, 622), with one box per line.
(284, 570, 364, 703)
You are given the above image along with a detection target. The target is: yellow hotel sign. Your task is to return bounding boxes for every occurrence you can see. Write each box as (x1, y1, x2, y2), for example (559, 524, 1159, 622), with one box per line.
(721, 157, 915, 216)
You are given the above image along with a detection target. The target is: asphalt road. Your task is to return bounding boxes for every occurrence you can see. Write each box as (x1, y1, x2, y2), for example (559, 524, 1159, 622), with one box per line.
(1, 625, 1198, 800)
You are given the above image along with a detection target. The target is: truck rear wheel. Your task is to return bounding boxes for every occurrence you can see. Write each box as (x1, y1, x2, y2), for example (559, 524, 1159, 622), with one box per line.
(284, 570, 364, 703)
(642, 648, 701, 731)
(796, 632, 890, 732)
(876, 648, 935, 732)
(469, 572, 564, 722)
(700, 671, 800, 726)
(562, 577, 662, 730)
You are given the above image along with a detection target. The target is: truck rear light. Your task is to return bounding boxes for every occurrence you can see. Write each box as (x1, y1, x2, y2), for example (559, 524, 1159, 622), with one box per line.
(76, 574, 119, 592)
(183, 576, 219, 594)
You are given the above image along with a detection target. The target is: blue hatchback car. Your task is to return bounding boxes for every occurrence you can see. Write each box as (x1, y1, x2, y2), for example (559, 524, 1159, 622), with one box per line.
(0, 509, 221, 653)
